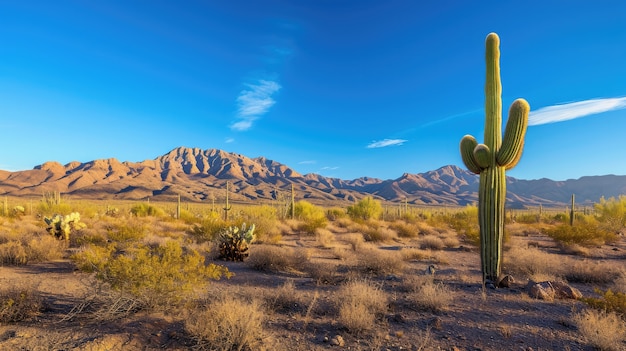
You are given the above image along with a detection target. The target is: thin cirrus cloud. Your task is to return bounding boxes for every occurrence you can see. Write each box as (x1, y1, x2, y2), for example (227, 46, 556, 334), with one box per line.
(528, 96, 626, 126)
(231, 79, 281, 131)
(366, 138, 408, 149)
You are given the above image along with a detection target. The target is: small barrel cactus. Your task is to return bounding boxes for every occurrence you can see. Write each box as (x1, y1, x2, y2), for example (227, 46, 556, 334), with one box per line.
(217, 223, 256, 261)
(44, 212, 86, 241)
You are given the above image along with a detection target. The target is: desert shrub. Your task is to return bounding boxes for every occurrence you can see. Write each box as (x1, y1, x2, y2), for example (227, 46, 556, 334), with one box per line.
(347, 196, 383, 221)
(595, 196, 626, 233)
(504, 246, 562, 280)
(189, 216, 230, 243)
(246, 245, 310, 273)
(572, 308, 626, 351)
(315, 228, 335, 248)
(240, 205, 282, 243)
(177, 208, 199, 224)
(419, 235, 445, 250)
(0, 241, 28, 265)
(545, 222, 618, 247)
(334, 217, 354, 229)
(362, 222, 396, 242)
(400, 247, 432, 261)
(106, 220, 147, 243)
(266, 279, 308, 313)
(403, 275, 453, 312)
(326, 207, 348, 221)
(336, 280, 387, 334)
(186, 296, 265, 351)
(564, 259, 622, 284)
(389, 220, 420, 238)
(72, 240, 230, 307)
(130, 203, 166, 217)
(581, 289, 626, 317)
(0, 285, 43, 323)
(448, 205, 480, 245)
(25, 235, 65, 262)
(442, 235, 461, 248)
(293, 201, 327, 234)
(343, 233, 365, 251)
(357, 248, 405, 275)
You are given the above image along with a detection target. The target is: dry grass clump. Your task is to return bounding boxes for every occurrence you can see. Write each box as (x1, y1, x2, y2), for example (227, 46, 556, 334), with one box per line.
(563, 260, 622, 284)
(506, 245, 621, 284)
(403, 275, 453, 312)
(363, 225, 397, 242)
(315, 228, 335, 248)
(343, 233, 365, 251)
(572, 309, 626, 351)
(504, 246, 562, 280)
(303, 261, 339, 284)
(389, 221, 420, 238)
(186, 296, 266, 351)
(336, 280, 388, 334)
(442, 235, 461, 248)
(419, 235, 445, 250)
(0, 234, 65, 266)
(246, 245, 310, 273)
(400, 247, 432, 261)
(559, 243, 591, 257)
(0, 284, 43, 323)
(357, 247, 405, 275)
(265, 280, 309, 313)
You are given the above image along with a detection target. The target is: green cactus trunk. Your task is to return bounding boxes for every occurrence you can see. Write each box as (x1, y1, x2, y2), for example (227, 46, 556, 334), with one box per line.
(459, 33, 529, 286)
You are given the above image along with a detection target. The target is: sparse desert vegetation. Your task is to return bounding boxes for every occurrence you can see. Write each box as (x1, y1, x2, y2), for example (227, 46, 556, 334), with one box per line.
(0, 195, 625, 350)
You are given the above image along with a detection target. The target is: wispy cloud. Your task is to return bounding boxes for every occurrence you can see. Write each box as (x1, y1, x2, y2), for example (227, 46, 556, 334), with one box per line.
(231, 79, 281, 131)
(529, 97, 626, 126)
(366, 139, 407, 149)
(321, 166, 339, 170)
(298, 160, 316, 165)
(225, 137, 234, 143)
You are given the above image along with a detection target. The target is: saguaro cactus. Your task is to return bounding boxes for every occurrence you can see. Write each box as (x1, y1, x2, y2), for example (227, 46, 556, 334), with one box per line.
(459, 33, 529, 286)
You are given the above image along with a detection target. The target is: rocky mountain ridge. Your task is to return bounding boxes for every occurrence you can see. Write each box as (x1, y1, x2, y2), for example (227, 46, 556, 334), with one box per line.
(1, 147, 625, 207)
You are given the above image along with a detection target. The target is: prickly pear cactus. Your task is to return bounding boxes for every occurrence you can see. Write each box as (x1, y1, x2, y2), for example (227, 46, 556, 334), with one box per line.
(44, 212, 86, 241)
(217, 223, 256, 261)
(459, 33, 529, 286)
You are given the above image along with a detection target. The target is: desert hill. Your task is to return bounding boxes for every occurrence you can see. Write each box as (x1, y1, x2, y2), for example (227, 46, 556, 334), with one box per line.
(1, 146, 625, 207)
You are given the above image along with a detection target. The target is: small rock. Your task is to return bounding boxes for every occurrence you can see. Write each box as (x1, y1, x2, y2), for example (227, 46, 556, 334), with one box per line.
(330, 335, 345, 347)
(528, 281, 581, 300)
(428, 317, 443, 330)
(497, 275, 514, 288)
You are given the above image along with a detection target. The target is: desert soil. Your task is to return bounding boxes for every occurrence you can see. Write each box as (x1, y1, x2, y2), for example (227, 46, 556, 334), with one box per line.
(0, 231, 624, 351)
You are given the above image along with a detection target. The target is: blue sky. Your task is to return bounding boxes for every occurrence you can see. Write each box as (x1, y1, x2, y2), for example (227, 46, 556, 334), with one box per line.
(1, 1, 626, 181)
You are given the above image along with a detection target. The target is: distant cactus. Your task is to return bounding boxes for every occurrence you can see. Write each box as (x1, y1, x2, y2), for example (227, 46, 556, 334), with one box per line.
(223, 181, 232, 221)
(459, 33, 529, 286)
(44, 212, 86, 241)
(217, 223, 256, 261)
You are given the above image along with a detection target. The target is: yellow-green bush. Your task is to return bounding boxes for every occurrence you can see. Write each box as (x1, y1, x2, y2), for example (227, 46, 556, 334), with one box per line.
(447, 205, 480, 245)
(294, 200, 327, 234)
(595, 195, 626, 233)
(545, 221, 618, 247)
(581, 289, 626, 318)
(72, 240, 230, 307)
(347, 196, 382, 221)
(130, 203, 166, 217)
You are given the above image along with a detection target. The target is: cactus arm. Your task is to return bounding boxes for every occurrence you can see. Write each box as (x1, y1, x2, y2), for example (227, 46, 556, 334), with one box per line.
(460, 135, 482, 174)
(473, 144, 491, 169)
(497, 99, 529, 168)
(484, 32, 502, 152)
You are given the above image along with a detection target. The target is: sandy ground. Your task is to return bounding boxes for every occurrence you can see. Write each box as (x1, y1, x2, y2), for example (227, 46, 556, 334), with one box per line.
(1, 230, 625, 351)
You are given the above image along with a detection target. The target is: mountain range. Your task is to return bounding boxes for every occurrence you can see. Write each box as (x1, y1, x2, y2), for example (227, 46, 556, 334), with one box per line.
(1, 146, 625, 208)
